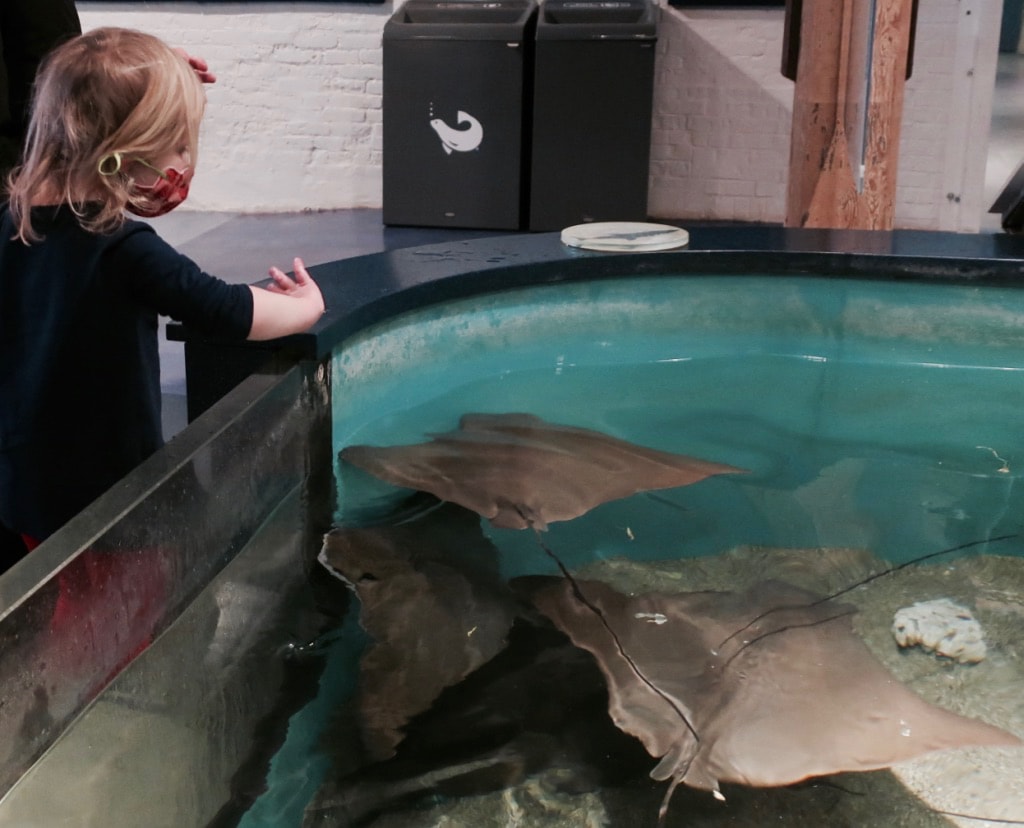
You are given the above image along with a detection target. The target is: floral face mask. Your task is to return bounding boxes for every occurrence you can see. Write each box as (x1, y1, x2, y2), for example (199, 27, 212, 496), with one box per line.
(98, 153, 193, 218)
(128, 158, 193, 218)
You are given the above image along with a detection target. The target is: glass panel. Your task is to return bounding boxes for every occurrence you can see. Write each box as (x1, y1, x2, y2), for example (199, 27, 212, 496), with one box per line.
(0, 360, 331, 813)
(320, 274, 1024, 826)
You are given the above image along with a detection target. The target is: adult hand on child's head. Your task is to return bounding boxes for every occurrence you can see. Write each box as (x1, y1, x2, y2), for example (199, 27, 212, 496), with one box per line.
(172, 48, 216, 84)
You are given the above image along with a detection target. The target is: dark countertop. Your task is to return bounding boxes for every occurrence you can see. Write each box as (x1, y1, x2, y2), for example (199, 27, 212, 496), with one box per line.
(169, 225, 1024, 362)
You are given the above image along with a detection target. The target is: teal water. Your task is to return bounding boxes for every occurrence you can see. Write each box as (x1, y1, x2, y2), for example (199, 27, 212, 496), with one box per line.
(332, 274, 1024, 570)
(247, 273, 1024, 825)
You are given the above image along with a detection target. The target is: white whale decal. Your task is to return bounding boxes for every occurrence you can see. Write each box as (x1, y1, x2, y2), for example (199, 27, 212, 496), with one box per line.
(430, 111, 483, 154)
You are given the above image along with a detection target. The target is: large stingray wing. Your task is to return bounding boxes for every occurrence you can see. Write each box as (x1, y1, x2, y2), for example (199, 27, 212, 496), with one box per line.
(340, 413, 746, 530)
(339, 436, 552, 529)
(680, 581, 1023, 791)
(524, 577, 709, 768)
(528, 577, 1022, 796)
(320, 502, 519, 760)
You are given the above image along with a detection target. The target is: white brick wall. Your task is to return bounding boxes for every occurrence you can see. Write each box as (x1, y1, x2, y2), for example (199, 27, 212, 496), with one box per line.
(649, 2, 1001, 231)
(79, 1, 999, 230)
(79, 3, 390, 213)
(648, 8, 792, 225)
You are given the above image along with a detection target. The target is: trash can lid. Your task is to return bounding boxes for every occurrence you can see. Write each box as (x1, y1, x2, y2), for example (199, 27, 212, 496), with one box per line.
(537, 0, 658, 40)
(561, 222, 689, 252)
(385, 0, 539, 40)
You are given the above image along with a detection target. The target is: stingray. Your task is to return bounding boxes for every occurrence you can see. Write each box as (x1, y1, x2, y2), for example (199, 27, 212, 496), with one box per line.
(319, 499, 521, 761)
(339, 412, 745, 530)
(523, 576, 1022, 818)
(304, 619, 653, 827)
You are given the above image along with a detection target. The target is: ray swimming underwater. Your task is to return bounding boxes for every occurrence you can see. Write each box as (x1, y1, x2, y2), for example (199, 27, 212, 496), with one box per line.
(322, 414, 1024, 826)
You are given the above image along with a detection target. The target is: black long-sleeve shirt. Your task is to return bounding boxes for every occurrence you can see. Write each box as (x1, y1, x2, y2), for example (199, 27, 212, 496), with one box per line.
(0, 205, 253, 538)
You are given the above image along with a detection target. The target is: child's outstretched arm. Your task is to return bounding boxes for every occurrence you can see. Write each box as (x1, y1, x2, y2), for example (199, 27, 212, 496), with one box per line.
(248, 257, 326, 340)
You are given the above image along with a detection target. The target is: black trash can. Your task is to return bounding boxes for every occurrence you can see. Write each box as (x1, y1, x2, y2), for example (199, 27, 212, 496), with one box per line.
(382, 0, 538, 230)
(528, 0, 658, 231)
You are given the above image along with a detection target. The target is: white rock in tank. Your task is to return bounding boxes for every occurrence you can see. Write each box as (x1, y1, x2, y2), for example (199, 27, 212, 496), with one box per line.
(892, 597, 987, 663)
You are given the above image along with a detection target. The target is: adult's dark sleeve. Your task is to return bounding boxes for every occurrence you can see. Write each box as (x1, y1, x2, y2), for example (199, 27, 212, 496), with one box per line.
(0, 0, 81, 176)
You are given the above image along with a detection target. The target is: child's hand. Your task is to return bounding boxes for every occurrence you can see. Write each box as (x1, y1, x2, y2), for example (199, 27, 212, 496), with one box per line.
(247, 257, 326, 340)
(267, 257, 321, 302)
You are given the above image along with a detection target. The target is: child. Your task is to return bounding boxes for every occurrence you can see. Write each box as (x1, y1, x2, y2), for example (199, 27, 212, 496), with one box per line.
(0, 27, 326, 565)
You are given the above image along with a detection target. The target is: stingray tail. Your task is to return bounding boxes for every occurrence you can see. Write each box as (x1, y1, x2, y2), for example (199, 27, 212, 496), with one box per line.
(714, 533, 1020, 655)
(657, 776, 684, 826)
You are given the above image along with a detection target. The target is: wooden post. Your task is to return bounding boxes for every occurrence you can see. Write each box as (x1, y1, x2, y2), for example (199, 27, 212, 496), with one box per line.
(785, 0, 916, 229)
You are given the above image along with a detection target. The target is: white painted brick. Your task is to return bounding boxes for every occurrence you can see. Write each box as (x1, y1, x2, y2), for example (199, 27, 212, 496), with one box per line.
(293, 29, 340, 50)
(755, 179, 784, 198)
(77, 1, 997, 225)
(706, 179, 756, 197)
(649, 1, 999, 229)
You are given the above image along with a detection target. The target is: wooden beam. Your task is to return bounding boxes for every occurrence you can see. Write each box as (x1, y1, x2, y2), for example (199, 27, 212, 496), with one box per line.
(785, 0, 915, 229)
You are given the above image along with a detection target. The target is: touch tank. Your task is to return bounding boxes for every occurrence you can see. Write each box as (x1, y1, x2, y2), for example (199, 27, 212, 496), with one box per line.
(1, 228, 1023, 826)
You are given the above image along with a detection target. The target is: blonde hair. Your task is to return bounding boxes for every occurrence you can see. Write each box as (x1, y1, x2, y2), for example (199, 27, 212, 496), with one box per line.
(7, 27, 205, 243)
